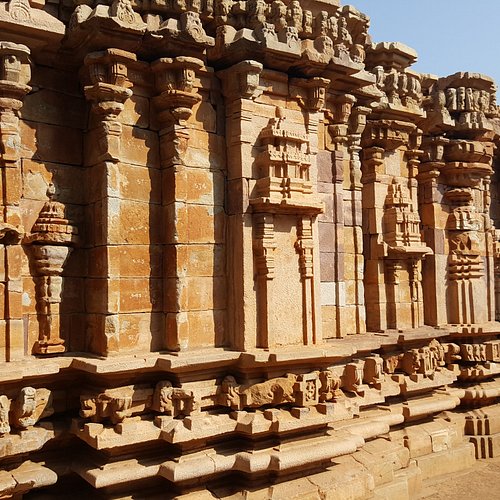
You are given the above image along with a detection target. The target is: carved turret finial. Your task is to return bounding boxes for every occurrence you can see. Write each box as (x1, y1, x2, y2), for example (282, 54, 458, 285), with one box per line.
(24, 183, 78, 355)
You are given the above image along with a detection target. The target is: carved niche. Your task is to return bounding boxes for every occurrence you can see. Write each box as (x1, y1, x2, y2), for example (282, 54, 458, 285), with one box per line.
(250, 108, 323, 348)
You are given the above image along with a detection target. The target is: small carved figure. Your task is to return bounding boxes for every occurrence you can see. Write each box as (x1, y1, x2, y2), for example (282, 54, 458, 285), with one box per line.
(327, 15, 338, 40)
(338, 16, 352, 45)
(302, 10, 313, 36)
(13, 387, 37, 429)
(383, 355, 401, 374)
(0, 396, 11, 435)
(152, 380, 197, 418)
(247, 0, 267, 29)
(215, 0, 232, 25)
(110, 0, 136, 25)
(457, 87, 466, 111)
(479, 90, 491, 112)
(465, 87, 474, 112)
(318, 369, 341, 402)
(446, 88, 457, 111)
(270, 0, 287, 31)
(385, 69, 400, 105)
(351, 44, 365, 64)
(218, 373, 299, 410)
(314, 11, 329, 37)
(180, 11, 207, 43)
(286, 0, 302, 32)
(80, 385, 152, 425)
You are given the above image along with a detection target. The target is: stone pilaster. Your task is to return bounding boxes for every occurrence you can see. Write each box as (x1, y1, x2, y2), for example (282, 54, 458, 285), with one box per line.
(83, 48, 135, 355)
(0, 42, 31, 361)
(218, 60, 263, 351)
(152, 56, 222, 351)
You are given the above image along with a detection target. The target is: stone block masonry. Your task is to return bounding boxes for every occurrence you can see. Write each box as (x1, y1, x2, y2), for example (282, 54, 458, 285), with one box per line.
(0, 0, 499, 498)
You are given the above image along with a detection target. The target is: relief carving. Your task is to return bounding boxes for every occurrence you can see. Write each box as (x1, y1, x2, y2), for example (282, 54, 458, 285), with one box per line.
(401, 340, 448, 377)
(218, 370, 341, 411)
(151, 381, 197, 417)
(24, 184, 78, 355)
(80, 385, 153, 425)
(12, 387, 53, 429)
(0, 395, 11, 435)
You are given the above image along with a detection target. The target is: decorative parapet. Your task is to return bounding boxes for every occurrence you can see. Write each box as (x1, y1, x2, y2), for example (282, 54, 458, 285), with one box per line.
(66, 0, 146, 55)
(423, 72, 500, 135)
(0, 0, 65, 48)
(24, 184, 78, 355)
(366, 42, 424, 117)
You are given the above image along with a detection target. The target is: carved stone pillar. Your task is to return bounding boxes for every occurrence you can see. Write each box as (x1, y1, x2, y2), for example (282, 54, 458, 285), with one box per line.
(152, 56, 215, 351)
(325, 96, 360, 336)
(442, 154, 492, 330)
(420, 72, 498, 333)
(494, 231, 500, 321)
(0, 42, 31, 361)
(83, 48, 135, 355)
(218, 60, 264, 351)
(347, 106, 371, 334)
(416, 144, 446, 327)
(24, 185, 78, 354)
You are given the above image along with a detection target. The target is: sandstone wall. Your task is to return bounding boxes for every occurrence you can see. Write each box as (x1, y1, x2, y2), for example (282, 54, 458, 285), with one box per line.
(0, 0, 499, 498)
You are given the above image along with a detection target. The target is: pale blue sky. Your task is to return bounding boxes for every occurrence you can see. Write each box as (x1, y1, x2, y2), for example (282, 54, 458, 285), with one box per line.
(348, 0, 500, 86)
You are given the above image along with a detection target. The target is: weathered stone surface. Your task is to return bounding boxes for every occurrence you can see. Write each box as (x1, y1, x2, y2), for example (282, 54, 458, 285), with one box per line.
(0, 1, 500, 498)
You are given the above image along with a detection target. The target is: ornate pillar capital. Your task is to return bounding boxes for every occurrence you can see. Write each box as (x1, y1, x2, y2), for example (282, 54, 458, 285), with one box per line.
(217, 59, 263, 102)
(152, 56, 203, 126)
(83, 48, 136, 162)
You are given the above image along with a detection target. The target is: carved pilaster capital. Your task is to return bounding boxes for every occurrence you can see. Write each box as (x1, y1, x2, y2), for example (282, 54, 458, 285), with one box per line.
(361, 146, 384, 184)
(83, 48, 135, 118)
(349, 105, 372, 136)
(152, 56, 203, 126)
(0, 43, 31, 107)
(0, 42, 31, 169)
(217, 60, 263, 102)
(326, 94, 356, 145)
(83, 49, 135, 162)
(291, 77, 330, 112)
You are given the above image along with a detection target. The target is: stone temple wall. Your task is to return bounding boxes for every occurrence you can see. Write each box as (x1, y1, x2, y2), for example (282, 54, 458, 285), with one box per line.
(0, 0, 500, 498)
